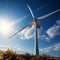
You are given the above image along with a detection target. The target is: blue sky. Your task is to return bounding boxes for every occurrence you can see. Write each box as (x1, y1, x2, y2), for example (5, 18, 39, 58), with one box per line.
(0, 0, 60, 57)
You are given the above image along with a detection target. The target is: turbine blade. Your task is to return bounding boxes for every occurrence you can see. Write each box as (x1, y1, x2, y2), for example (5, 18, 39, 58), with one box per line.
(9, 21, 33, 38)
(37, 9, 60, 19)
(27, 4, 35, 18)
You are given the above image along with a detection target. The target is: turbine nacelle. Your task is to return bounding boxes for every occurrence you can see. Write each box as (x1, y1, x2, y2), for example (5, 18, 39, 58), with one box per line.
(33, 19, 40, 28)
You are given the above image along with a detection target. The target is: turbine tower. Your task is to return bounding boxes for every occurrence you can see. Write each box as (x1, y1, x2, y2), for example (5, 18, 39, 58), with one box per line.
(9, 4, 60, 55)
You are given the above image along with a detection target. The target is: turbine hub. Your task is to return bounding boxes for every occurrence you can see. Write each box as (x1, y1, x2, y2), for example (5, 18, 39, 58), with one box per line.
(33, 19, 40, 28)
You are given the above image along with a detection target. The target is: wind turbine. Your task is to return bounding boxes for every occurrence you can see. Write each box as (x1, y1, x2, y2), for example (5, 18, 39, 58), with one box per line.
(9, 4, 60, 55)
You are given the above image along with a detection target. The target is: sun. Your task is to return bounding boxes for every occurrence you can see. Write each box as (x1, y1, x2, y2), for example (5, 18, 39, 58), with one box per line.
(0, 20, 12, 34)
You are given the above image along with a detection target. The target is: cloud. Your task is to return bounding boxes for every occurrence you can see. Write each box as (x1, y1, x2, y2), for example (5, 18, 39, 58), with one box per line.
(39, 47, 52, 52)
(39, 43, 60, 52)
(0, 44, 33, 54)
(18, 25, 44, 40)
(18, 24, 50, 41)
(39, 34, 50, 42)
(56, 20, 60, 25)
(46, 20, 60, 38)
(19, 25, 35, 39)
(53, 43, 60, 51)
(18, 20, 60, 42)
(0, 45, 9, 51)
(0, 45, 26, 53)
(0, 45, 8, 48)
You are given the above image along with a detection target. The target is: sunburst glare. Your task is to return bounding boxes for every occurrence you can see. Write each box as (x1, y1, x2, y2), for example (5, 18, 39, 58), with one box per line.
(0, 20, 13, 35)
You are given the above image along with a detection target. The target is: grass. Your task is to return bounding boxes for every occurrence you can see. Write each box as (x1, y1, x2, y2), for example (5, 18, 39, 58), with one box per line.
(0, 49, 60, 60)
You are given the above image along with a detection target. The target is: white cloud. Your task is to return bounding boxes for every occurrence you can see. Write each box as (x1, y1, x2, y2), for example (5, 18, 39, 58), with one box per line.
(0, 45, 9, 51)
(56, 20, 60, 25)
(19, 25, 35, 39)
(18, 24, 50, 42)
(39, 43, 60, 52)
(39, 34, 50, 42)
(53, 43, 60, 51)
(18, 20, 60, 42)
(0, 45, 8, 48)
(46, 20, 60, 38)
(0, 45, 32, 54)
(39, 47, 52, 52)
(0, 45, 25, 53)
(18, 25, 45, 40)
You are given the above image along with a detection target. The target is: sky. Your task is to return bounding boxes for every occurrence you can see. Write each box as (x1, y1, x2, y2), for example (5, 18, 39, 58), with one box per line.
(0, 0, 60, 57)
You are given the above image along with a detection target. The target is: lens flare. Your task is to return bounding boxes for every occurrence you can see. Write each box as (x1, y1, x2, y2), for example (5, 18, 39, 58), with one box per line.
(0, 20, 12, 35)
